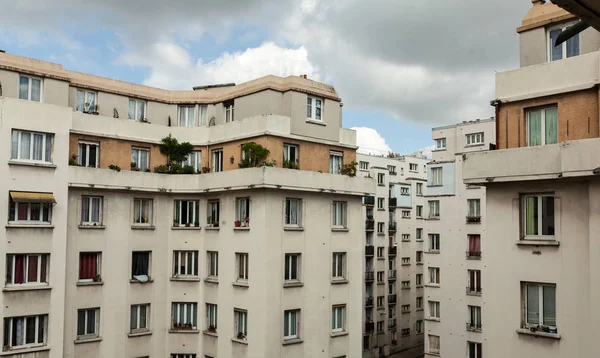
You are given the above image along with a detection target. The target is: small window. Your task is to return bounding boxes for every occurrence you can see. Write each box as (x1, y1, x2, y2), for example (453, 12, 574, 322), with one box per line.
(467, 199, 481, 218)
(429, 267, 440, 285)
(377, 198, 385, 209)
(131, 147, 149, 171)
(234, 309, 248, 340)
(331, 305, 345, 333)
(207, 251, 218, 278)
(78, 196, 102, 226)
(199, 105, 208, 126)
(428, 200, 440, 219)
(128, 99, 146, 121)
(130, 304, 150, 333)
(402, 234, 410, 242)
(468, 270, 482, 294)
(181, 151, 201, 173)
(132, 251, 151, 280)
(548, 23, 579, 61)
(3, 314, 47, 349)
(416, 205, 423, 218)
(332, 201, 347, 228)
(179, 105, 195, 127)
(133, 198, 153, 226)
(307, 96, 323, 120)
(78, 141, 99, 167)
(429, 234, 440, 252)
(207, 200, 220, 227)
(401, 187, 409, 195)
(206, 303, 218, 332)
(401, 328, 410, 336)
(522, 194, 555, 239)
(466, 132, 484, 145)
(376, 321, 384, 333)
(416, 251, 423, 263)
(415, 320, 423, 334)
(522, 282, 556, 330)
(416, 228, 423, 241)
(387, 165, 396, 174)
(173, 200, 200, 227)
(5, 254, 49, 286)
(224, 100, 234, 122)
(77, 308, 100, 339)
(431, 167, 443, 186)
(211, 149, 223, 173)
(401, 257, 410, 265)
(416, 296, 423, 308)
(468, 306, 482, 331)
(428, 335, 440, 355)
(409, 163, 418, 172)
(76, 89, 97, 113)
(377, 247, 384, 258)
(236, 253, 249, 282)
(401, 304, 410, 313)
(235, 197, 250, 227)
(527, 106, 557, 146)
(283, 309, 300, 340)
(283, 144, 299, 166)
(284, 253, 301, 282)
(468, 342, 483, 358)
(11, 130, 53, 163)
(19, 75, 42, 102)
(332, 253, 346, 281)
(416, 183, 423, 195)
(79, 252, 101, 282)
(377, 222, 384, 233)
(285, 198, 302, 226)
(377, 296, 384, 308)
(467, 235, 481, 258)
(329, 151, 343, 174)
(173, 251, 198, 277)
(429, 301, 440, 320)
(377, 173, 385, 185)
(435, 138, 446, 149)
(171, 302, 197, 330)
(416, 274, 423, 287)
(359, 161, 369, 170)
(377, 271, 384, 283)
(402, 210, 410, 218)
(401, 281, 410, 289)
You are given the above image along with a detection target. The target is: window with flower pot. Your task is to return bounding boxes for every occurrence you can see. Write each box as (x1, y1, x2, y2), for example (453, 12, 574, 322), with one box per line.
(3, 314, 47, 350)
(206, 303, 217, 333)
(522, 282, 557, 333)
(81, 196, 103, 226)
(133, 198, 152, 226)
(131, 147, 149, 171)
(5, 254, 49, 286)
(76, 89, 97, 113)
(284, 253, 301, 283)
(79, 252, 101, 282)
(207, 200, 220, 227)
(207, 251, 218, 279)
(171, 302, 197, 330)
(283, 309, 300, 340)
(234, 309, 247, 340)
(283, 143, 299, 168)
(236, 253, 249, 282)
(77, 308, 100, 340)
(130, 304, 150, 333)
(235, 197, 250, 228)
(131, 251, 151, 281)
(173, 251, 198, 278)
(181, 151, 201, 173)
(173, 200, 199, 227)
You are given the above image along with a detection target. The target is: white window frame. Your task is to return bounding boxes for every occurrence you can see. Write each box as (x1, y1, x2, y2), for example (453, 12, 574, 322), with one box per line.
(377, 173, 385, 184)
(81, 196, 103, 225)
(76, 89, 97, 113)
(78, 252, 101, 282)
(402, 234, 410, 242)
(359, 161, 369, 170)
(285, 198, 302, 227)
(181, 151, 201, 173)
(547, 21, 580, 62)
(236, 253, 249, 282)
(133, 198, 153, 226)
(522, 194, 555, 239)
(468, 305, 482, 328)
(128, 98, 146, 121)
(377, 222, 385, 233)
(178, 105, 195, 127)
(11, 130, 53, 163)
(402, 257, 410, 265)
(131, 147, 150, 171)
(402, 210, 410, 218)
(3, 315, 47, 349)
(331, 305, 345, 333)
(428, 334, 440, 355)
(435, 138, 446, 149)
(431, 167, 443, 186)
(6, 254, 49, 286)
(9, 201, 52, 224)
(467, 341, 483, 358)
(468, 270, 482, 293)
(207, 200, 220, 226)
(329, 151, 343, 174)
(377, 248, 384, 258)
(78, 141, 99, 167)
(171, 355, 196, 358)
(332, 201, 347, 228)
(416, 183, 423, 195)
(468, 199, 481, 218)
(234, 309, 248, 339)
(523, 282, 556, 328)
(18, 75, 42, 102)
(307, 96, 323, 120)
(409, 163, 418, 172)
(130, 304, 150, 333)
(225, 101, 235, 122)
(429, 267, 440, 285)
(526, 106, 558, 146)
(207, 251, 218, 278)
(416, 205, 423, 218)
(173, 200, 199, 227)
(428, 301, 440, 319)
(401, 187, 409, 195)
(212, 149, 223, 172)
(198, 105, 208, 126)
(429, 234, 440, 252)
(284, 253, 300, 282)
(173, 251, 198, 277)
(206, 303, 218, 331)
(429, 200, 440, 219)
(332, 252, 346, 280)
(77, 308, 100, 339)
(377, 198, 385, 209)
(283, 143, 299, 164)
(171, 302, 197, 330)
(235, 197, 250, 226)
(388, 165, 396, 174)
(466, 132, 484, 145)
(283, 309, 300, 340)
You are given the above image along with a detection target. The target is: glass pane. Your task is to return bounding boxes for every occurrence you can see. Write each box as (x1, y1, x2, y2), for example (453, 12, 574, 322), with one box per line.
(11, 131, 18, 159)
(32, 134, 43, 160)
(528, 110, 542, 146)
(544, 108, 558, 145)
(284, 313, 289, 336)
(130, 306, 137, 329)
(136, 101, 145, 121)
(19, 77, 29, 100)
(525, 197, 538, 236)
(86, 310, 96, 334)
(543, 286, 556, 326)
(77, 90, 85, 112)
(25, 317, 36, 344)
(45, 135, 52, 162)
(128, 100, 135, 120)
(31, 79, 41, 102)
(89, 145, 97, 167)
(20, 132, 31, 160)
(140, 305, 147, 328)
(526, 285, 539, 324)
(27, 255, 38, 282)
(550, 29, 563, 61)
(77, 311, 85, 335)
(567, 33, 579, 58)
(542, 196, 555, 235)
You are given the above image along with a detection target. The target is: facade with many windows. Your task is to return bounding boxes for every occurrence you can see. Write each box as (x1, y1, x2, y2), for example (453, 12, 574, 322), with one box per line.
(0, 52, 373, 358)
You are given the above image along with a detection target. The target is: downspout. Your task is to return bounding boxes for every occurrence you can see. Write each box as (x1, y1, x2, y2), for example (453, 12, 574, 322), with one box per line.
(492, 99, 501, 149)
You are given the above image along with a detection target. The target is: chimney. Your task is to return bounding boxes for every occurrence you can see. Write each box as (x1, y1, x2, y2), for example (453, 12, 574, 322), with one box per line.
(531, 0, 545, 6)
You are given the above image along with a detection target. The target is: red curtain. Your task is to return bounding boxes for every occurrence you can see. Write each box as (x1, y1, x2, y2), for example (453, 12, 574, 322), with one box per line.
(14, 255, 24, 284)
(468, 235, 480, 253)
(40, 255, 47, 282)
(79, 253, 98, 279)
(27, 256, 38, 282)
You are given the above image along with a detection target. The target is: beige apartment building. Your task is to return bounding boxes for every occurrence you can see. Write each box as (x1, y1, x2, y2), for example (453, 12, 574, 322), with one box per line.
(357, 153, 428, 358)
(461, 1, 600, 358)
(0, 52, 375, 358)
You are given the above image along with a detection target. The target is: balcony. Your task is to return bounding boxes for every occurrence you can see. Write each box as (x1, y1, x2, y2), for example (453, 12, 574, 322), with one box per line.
(388, 197, 397, 207)
(388, 222, 397, 232)
(364, 196, 375, 206)
(388, 294, 397, 304)
(466, 322, 482, 332)
(388, 319, 397, 330)
(365, 245, 375, 256)
(466, 251, 482, 259)
(365, 297, 374, 307)
(365, 322, 375, 333)
(388, 270, 397, 280)
(466, 286, 482, 296)
(365, 271, 374, 282)
(388, 246, 397, 256)
(365, 219, 375, 232)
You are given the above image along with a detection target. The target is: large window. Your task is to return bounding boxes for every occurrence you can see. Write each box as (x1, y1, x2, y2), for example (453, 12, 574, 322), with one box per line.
(9, 198, 53, 224)
(522, 194, 555, 239)
(206, 303, 218, 332)
(207, 200, 220, 227)
(173, 251, 199, 277)
(283, 309, 300, 340)
(76, 89, 97, 113)
(207, 251, 218, 278)
(523, 282, 556, 329)
(332, 201, 347, 228)
(81, 196, 103, 226)
(128, 99, 146, 121)
(284, 253, 300, 282)
(285, 198, 302, 226)
(235, 197, 250, 227)
(181, 151, 201, 173)
(3, 315, 47, 349)
(307, 96, 322, 120)
(133, 198, 153, 226)
(212, 149, 223, 173)
(527, 107, 557, 146)
(79, 252, 101, 282)
(283, 144, 299, 165)
(466, 132, 484, 145)
(171, 302, 197, 330)
(431, 167, 443, 186)
(548, 23, 579, 61)
(11, 130, 53, 163)
(329, 151, 343, 174)
(131, 251, 151, 280)
(331, 305, 345, 333)
(78, 141, 99, 167)
(178, 105, 195, 127)
(234, 309, 248, 339)
(130, 304, 149, 333)
(77, 308, 100, 339)
(131, 147, 149, 171)
(5, 254, 49, 286)
(173, 200, 199, 227)
(19, 75, 42, 102)
(236, 253, 249, 282)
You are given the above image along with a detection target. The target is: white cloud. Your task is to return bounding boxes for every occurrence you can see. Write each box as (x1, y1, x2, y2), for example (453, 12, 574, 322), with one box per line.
(351, 127, 392, 156)
(418, 145, 435, 159)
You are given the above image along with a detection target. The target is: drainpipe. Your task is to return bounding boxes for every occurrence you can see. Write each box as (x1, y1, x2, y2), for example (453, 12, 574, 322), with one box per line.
(492, 100, 500, 149)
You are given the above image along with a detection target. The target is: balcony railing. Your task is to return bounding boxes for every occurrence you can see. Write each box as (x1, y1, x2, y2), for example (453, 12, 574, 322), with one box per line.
(388, 319, 397, 330)
(466, 215, 481, 223)
(388, 294, 397, 304)
(364, 196, 375, 206)
(466, 322, 482, 332)
(365, 271, 374, 282)
(365, 245, 375, 256)
(466, 286, 482, 295)
(388, 270, 397, 279)
(365, 219, 374, 231)
(365, 296, 374, 307)
(388, 222, 397, 232)
(388, 197, 397, 207)
(388, 246, 397, 256)
(466, 251, 482, 259)
(365, 322, 375, 333)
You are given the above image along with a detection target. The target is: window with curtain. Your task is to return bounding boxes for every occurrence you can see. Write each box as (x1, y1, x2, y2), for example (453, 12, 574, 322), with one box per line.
(206, 303, 218, 331)
(468, 306, 482, 329)
(284, 254, 300, 282)
(236, 253, 249, 281)
(522, 194, 555, 239)
(467, 235, 481, 257)
(173, 200, 199, 227)
(332, 253, 346, 280)
(283, 144, 299, 164)
(3, 315, 47, 349)
(178, 105, 195, 127)
(527, 107, 557, 146)
(76, 89, 97, 113)
(81, 196, 102, 225)
(207, 251, 218, 278)
(285, 198, 302, 226)
(181, 151, 201, 173)
(332, 201, 347, 228)
(284, 310, 300, 340)
(429, 335, 440, 354)
(428, 301, 440, 319)
(131, 251, 150, 280)
(212, 149, 223, 172)
(235, 197, 250, 226)
(307, 96, 323, 120)
(5, 254, 49, 285)
(128, 99, 146, 121)
(130, 304, 149, 333)
(329, 152, 343, 174)
(331, 305, 345, 332)
(79, 253, 100, 281)
(207, 200, 220, 226)
(199, 105, 208, 126)
(173, 251, 198, 277)
(11, 130, 53, 163)
(431, 167, 443, 186)
(468, 270, 482, 293)
(131, 148, 149, 171)
(548, 23, 580, 62)
(171, 302, 197, 330)
(468, 199, 481, 218)
(19, 75, 42, 102)
(428, 201, 440, 218)
(133, 198, 153, 225)
(523, 282, 556, 329)
(9, 201, 52, 224)
(77, 308, 99, 338)
(234, 309, 248, 339)
(78, 141, 99, 167)
(429, 267, 440, 284)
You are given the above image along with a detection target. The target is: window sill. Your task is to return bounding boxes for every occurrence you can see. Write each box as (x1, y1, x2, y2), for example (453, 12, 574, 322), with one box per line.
(76, 281, 103, 286)
(401, 263, 411, 266)
(5, 224, 54, 229)
(516, 328, 561, 339)
(377, 183, 386, 187)
(233, 281, 249, 288)
(401, 287, 411, 290)
(131, 225, 155, 230)
(128, 330, 152, 338)
(416, 308, 424, 312)
(170, 277, 200, 282)
(168, 329, 199, 334)
(8, 160, 57, 169)
(203, 330, 218, 337)
(284, 226, 304, 232)
(129, 278, 154, 284)
(377, 208, 386, 211)
(231, 337, 248, 345)
(425, 251, 440, 254)
(74, 337, 102, 344)
(0, 346, 50, 356)
(402, 310, 411, 314)
(79, 225, 106, 229)
(425, 284, 440, 288)
(305, 118, 326, 126)
(432, 148, 446, 152)
(283, 281, 304, 288)
(424, 318, 440, 322)
(427, 185, 443, 188)
(331, 279, 348, 285)
(424, 352, 441, 357)
(204, 277, 219, 284)
(332, 227, 349, 232)
(401, 217, 411, 219)
(3, 285, 51, 292)
(517, 240, 560, 247)
(416, 285, 424, 288)
(330, 331, 348, 338)
(234, 227, 250, 231)
(466, 291, 482, 297)
(205, 226, 220, 231)
(377, 232, 385, 236)
(465, 143, 485, 148)
(401, 240, 411, 243)
(172, 226, 201, 230)
(282, 338, 303, 346)
(416, 262, 424, 266)
(377, 257, 385, 261)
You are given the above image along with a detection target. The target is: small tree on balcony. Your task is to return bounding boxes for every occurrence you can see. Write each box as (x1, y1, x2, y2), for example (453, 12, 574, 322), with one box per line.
(239, 142, 276, 168)
(158, 134, 193, 174)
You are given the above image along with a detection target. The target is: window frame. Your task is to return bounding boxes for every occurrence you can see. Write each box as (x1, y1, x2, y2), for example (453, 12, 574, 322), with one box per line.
(431, 167, 443, 186)
(283, 309, 300, 340)
(81, 196, 103, 226)
(284, 198, 302, 227)
(77, 308, 100, 339)
(435, 138, 446, 149)
(307, 96, 323, 120)
(329, 151, 343, 174)
(409, 163, 418, 172)
(331, 305, 345, 333)
(526, 106, 558, 146)
(171, 302, 198, 330)
(359, 161, 369, 170)
(467, 341, 483, 358)
(181, 151, 201, 173)
(428, 200, 440, 219)
(416, 183, 423, 195)
(9, 201, 52, 225)
(235, 197, 250, 226)
(522, 282, 557, 329)
(76, 89, 97, 113)
(18, 75, 43, 102)
(521, 193, 555, 240)
(131, 147, 150, 171)
(173, 251, 199, 277)
(11, 129, 53, 163)
(212, 149, 223, 173)
(233, 308, 248, 339)
(236, 253, 249, 282)
(332, 201, 347, 228)
(429, 267, 440, 285)
(3, 314, 47, 349)
(283, 143, 299, 164)
(332, 252, 346, 281)
(428, 301, 440, 319)
(178, 105, 195, 127)
(467, 199, 481, 218)
(130, 304, 150, 333)
(128, 98, 146, 121)
(465, 132, 484, 145)
(428, 334, 440, 355)
(133, 198, 153, 226)
(78, 252, 101, 282)
(206, 303, 218, 332)
(429, 234, 440, 252)
(547, 21, 580, 62)
(207, 251, 218, 279)
(173, 199, 200, 227)
(284, 253, 301, 283)
(78, 140, 99, 167)
(5, 254, 49, 286)
(224, 100, 235, 122)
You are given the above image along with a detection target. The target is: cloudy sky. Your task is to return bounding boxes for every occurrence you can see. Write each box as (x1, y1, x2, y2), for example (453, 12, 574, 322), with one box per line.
(0, 0, 531, 155)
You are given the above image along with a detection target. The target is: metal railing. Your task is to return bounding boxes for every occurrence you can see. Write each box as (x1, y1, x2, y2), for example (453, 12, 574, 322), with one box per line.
(388, 246, 397, 255)
(466, 322, 483, 332)
(466, 251, 482, 259)
(365, 271, 374, 281)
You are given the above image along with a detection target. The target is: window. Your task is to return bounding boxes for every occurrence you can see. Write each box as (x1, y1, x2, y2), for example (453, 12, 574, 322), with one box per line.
(401, 257, 410, 265)
(236, 253, 249, 281)
(284, 254, 300, 282)
(522, 194, 555, 238)
(468, 306, 482, 331)
(172, 302, 197, 330)
(174, 200, 200, 227)
(131, 147, 149, 171)
(3, 315, 47, 350)
(468, 270, 482, 294)
(173, 251, 198, 277)
(435, 138, 446, 149)
(415, 205, 423, 218)
(132, 251, 151, 280)
(416, 251, 423, 263)
(377, 296, 384, 308)
(416, 183, 423, 195)
(416, 297, 423, 309)
(9, 198, 52, 224)
(428, 301, 440, 319)
(429, 234, 440, 252)
(181, 151, 201, 173)
(224, 100, 234, 122)
(468, 342, 483, 358)
(428, 335, 440, 355)
(376, 321, 384, 333)
(76, 89, 97, 113)
(416, 274, 423, 287)
(377, 247, 384, 258)
(415, 320, 423, 334)
(207, 252, 218, 278)
(428, 200, 440, 219)
(402, 234, 410, 241)
(283, 144, 299, 165)
(377, 222, 384, 234)
(468, 199, 481, 218)
(401, 187, 409, 195)
(377, 173, 385, 185)
(431, 167, 443, 186)
(332, 201, 347, 228)
(179, 105, 195, 127)
(332, 253, 346, 280)
(283, 310, 300, 340)
(206, 303, 218, 332)
(130, 304, 150, 333)
(198, 105, 208, 126)
(468, 235, 481, 258)
(331, 305, 345, 333)
(11, 130, 53, 163)
(207, 200, 220, 227)
(377, 271, 384, 283)
(285, 198, 302, 226)
(416, 228, 423, 241)
(409, 163, 418, 172)
(523, 282, 556, 329)
(77, 308, 100, 339)
(466, 132, 484, 145)
(234, 197, 250, 227)
(402, 210, 410, 218)
(234, 309, 248, 339)
(212, 149, 223, 172)
(527, 107, 558, 146)
(377, 198, 385, 209)
(548, 23, 579, 61)
(128, 99, 146, 121)
(19, 75, 42, 102)
(330, 151, 343, 174)
(388, 165, 396, 174)
(79, 252, 101, 282)
(78, 141, 99, 167)
(5, 254, 49, 285)
(133, 199, 153, 225)
(401, 328, 410, 336)
(401, 281, 410, 289)
(429, 267, 440, 285)
(307, 96, 322, 120)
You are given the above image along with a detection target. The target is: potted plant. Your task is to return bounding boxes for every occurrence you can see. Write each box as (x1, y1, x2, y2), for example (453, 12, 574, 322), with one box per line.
(194, 221, 200, 228)
(213, 221, 219, 228)
(131, 162, 139, 171)
(92, 104, 99, 115)
(208, 325, 217, 333)
(173, 220, 179, 227)
(245, 216, 250, 225)
(237, 332, 246, 340)
(235, 220, 241, 227)
(185, 222, 191, 228)
(93, 274, 102, 282)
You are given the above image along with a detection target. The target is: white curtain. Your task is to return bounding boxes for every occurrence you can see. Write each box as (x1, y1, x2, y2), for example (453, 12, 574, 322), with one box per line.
(31, 79, 41, 102)
(11, 131, 19, 159)
(128, 100, 136, 120)
(20, 132, 31, 160)
(32, 133, 43, 161)
(77, 90, 85, 112)
(527, 285, 539, 324)
(199, 106, 207, 126)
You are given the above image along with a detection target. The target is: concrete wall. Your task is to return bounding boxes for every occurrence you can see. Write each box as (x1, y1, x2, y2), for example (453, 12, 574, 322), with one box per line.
(0, 69, 68, 106)
(287, 92, 341, 142)
(426, 162, 456, 197)
(432, 119, 495, 162)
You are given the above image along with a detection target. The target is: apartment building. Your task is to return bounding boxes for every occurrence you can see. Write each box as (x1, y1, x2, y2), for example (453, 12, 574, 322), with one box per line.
(357, 153, 428, 358)
(423, 119, 494, 358)
(0, 52, 375, 358)
(460, 1, 600, 358)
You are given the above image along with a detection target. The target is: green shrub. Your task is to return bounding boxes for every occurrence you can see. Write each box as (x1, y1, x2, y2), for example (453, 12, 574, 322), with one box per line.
(340, 161, 358, 177)
(153, 165, 169, 174)
(109, 164, 121, 172)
